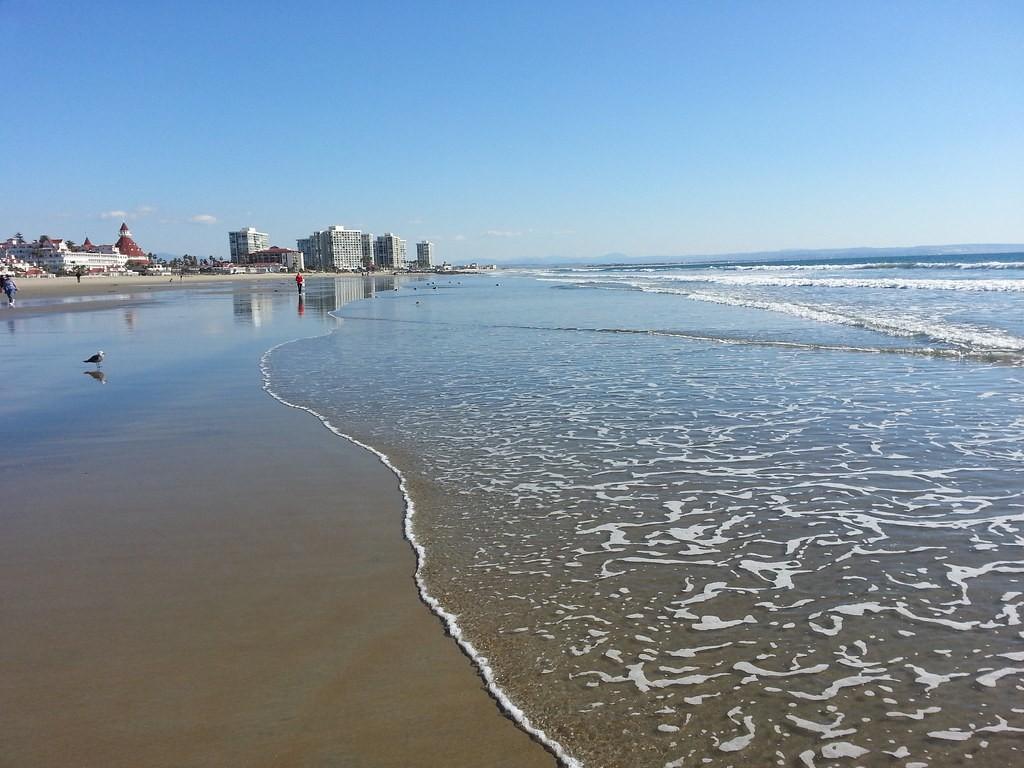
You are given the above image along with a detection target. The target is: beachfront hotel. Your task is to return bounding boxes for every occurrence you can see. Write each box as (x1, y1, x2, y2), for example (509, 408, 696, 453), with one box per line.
(228, 227, 269, 262)
(320, 226, 364, 270)
(297, 226, 370, 271)
(1, 223, 150, 274)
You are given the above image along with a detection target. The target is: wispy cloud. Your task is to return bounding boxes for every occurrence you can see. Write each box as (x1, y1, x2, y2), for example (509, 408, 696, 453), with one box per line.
(190, 214, 218, 224)
(484, 229, 523, 238)
(99, 205, 155, 221)
(453, 234, 467, 241)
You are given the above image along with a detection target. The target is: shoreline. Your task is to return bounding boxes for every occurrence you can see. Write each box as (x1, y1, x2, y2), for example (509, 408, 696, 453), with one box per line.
(261, 344, 580, 768)
(0, 278, 556, 767)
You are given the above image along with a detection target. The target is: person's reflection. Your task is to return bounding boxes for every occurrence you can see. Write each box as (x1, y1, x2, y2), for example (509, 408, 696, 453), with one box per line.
(297, 295, 305, 316)
(83, 370, 107, 384)
(6, 320, 14, 335)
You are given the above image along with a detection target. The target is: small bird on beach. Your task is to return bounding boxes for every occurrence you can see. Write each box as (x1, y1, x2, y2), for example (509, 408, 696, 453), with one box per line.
(83, 351, 104, 364)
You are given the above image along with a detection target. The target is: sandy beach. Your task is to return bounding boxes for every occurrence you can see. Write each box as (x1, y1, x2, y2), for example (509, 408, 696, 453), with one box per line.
(0, 276, 555, 767)
(2, 273, 342, 312)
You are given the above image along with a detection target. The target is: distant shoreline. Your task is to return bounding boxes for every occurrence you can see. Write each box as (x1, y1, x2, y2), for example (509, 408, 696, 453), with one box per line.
(5, 270, 491, 304)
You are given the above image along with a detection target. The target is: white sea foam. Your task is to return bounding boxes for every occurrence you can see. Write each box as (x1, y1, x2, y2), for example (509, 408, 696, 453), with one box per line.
(820, 741, 870, 759)
(640, 272, 1024, 292)
(786, 713, 857, 739)
(719, 260, 1024, 272)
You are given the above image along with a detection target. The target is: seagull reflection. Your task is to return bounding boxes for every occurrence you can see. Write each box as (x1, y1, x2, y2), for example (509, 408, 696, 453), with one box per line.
(83, 370, 107, 384)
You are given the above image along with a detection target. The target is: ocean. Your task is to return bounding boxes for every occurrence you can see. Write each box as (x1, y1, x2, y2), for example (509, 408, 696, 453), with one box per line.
(264, 254, 1024, 767)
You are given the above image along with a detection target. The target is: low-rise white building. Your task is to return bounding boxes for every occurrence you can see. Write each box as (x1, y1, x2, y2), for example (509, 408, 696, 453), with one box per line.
(244, 246, 304, 271)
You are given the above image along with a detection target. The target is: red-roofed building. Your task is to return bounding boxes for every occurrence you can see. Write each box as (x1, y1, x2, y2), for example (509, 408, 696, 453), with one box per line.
(114, 222, 149, 264)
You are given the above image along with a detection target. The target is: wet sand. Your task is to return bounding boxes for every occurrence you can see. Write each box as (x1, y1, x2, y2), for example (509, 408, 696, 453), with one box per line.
(4, 272, 346, 302)
(0, 279, 555, 767)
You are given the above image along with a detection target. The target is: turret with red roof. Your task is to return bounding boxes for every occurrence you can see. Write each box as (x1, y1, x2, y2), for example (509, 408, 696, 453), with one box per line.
(114, 222, 149, 264)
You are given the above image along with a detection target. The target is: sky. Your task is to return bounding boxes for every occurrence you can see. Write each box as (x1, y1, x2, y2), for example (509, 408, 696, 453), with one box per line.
(2, 0, 1021, 263)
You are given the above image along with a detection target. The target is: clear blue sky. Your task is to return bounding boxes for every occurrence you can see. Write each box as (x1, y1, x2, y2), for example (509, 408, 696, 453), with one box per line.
(2, 0, 1021, 262)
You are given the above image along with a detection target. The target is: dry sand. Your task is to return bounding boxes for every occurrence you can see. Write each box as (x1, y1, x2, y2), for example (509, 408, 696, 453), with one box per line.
(0, 278, 556, 767)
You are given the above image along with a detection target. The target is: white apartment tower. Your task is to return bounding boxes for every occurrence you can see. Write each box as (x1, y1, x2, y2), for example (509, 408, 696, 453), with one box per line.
(229, 227, 269, 262)
(375, 233, 407, 270)
(319, 226, 363, 270)
(416, 240, 434, 268)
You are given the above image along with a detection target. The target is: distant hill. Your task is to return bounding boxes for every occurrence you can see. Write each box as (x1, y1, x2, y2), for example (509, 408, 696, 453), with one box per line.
(507, 243, 1024, 268)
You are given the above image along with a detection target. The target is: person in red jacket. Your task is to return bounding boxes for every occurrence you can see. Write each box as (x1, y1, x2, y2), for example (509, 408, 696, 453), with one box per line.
(295, 271, 304, 294)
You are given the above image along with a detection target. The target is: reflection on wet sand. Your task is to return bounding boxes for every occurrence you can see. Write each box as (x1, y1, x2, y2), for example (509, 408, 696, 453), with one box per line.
(232, 276, 401, 324)
(300, 276, 397, 316)
(83, 370, 107, 384)
(232, 291, 275, 327)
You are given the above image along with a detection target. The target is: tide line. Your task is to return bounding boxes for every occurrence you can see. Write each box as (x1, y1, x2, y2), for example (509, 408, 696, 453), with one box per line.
(259, 330, 583, 768)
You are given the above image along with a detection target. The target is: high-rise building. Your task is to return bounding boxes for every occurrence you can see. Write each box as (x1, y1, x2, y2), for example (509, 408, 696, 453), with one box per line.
(229, 227, 269, 262)
(374, 233, 407, 270)
(297, 233, 321, 270)
(361, 232, 375, 268)
(416, 241, 434, 269)
(319, 226, 363, 271)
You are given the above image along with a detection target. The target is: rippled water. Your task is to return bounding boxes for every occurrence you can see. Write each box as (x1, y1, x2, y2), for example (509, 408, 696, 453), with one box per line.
(266, 263, 1024, 767)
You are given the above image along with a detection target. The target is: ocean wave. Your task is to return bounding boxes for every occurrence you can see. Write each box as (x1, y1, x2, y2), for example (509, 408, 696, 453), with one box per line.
(559, 325, 1023, 362)
(538, 273, 1024, 292)
(682, 290, 1024, 354)
(260, 280, 1024, 768)
(647, 274, 1024, 292)
(519, 258, 1024, 279)
(718, 260, 1024, 272)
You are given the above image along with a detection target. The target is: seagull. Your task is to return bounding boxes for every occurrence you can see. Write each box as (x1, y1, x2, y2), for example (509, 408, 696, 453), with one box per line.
(83, 350, 104, 364)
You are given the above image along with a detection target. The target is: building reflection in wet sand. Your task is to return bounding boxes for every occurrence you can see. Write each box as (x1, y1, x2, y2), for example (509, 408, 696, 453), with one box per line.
(232, 276, 405, 325)
(232, 291, 275, 326)
(298, 276, 397, 316)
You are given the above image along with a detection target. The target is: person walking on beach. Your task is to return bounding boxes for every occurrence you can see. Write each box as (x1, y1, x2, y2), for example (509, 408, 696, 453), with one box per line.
(295, 271, 304, 294)
(1, 275, 16, 307)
